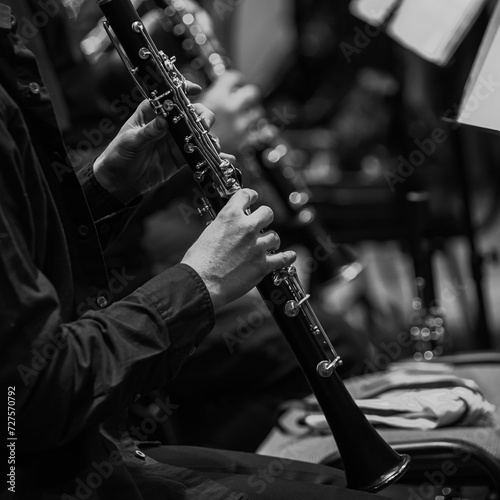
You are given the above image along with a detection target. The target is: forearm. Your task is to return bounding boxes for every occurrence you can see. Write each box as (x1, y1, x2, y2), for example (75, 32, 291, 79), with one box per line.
(4, 264, 214, 453)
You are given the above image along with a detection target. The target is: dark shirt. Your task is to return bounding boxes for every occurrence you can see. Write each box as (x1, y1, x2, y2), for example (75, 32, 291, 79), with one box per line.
(0, 4, 231, 498)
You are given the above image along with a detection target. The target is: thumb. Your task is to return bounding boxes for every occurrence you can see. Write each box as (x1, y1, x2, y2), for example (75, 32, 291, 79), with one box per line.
(140, 115, 169, 143)
(226, 188, 258, 213)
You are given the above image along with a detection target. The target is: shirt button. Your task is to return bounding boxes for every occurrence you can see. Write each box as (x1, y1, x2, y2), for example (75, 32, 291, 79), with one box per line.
(97, 296, 108, 308)
(77, 225, 89, 238)
(134, 450, 146, 460)
(28, 82, 41, 95)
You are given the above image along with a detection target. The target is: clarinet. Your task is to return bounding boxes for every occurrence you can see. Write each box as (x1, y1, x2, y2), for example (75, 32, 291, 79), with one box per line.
(149, 0, 361, 287)
(96, 0, 410, 491)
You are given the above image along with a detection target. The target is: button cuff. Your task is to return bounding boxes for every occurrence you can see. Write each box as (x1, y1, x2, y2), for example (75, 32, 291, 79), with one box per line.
(96, 296, 108, 308)
(28, 82, 41, 95)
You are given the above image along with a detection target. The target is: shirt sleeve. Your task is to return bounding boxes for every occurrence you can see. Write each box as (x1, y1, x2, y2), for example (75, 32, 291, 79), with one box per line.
(76, 161, 143, 249)
(0, 95, 215, 453)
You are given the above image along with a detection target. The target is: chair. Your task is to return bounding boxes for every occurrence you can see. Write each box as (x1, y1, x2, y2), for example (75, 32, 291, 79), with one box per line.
(257, 357, 500, 496)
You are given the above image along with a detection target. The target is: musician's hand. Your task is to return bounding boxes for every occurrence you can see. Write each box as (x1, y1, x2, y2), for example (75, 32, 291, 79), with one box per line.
(181, 188, 296, 310)
(197, 70, 264, 155)
(93, 90, 214, 204)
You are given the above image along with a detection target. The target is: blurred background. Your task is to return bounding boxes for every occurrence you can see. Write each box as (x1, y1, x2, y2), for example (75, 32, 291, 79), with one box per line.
(227, 0, 500, 356)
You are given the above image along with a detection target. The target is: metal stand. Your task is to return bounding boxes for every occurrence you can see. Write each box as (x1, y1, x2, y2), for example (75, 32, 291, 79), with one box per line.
(406, 192, 446, 359)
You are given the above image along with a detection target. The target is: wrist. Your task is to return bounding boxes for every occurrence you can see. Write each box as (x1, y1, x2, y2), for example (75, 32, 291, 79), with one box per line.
(199, 278, 224, 311)
(180, 261, 225, 311)
(193, 272, 225, 311)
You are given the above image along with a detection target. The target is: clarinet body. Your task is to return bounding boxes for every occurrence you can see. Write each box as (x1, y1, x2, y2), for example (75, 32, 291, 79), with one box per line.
(96, 0, 410, 491)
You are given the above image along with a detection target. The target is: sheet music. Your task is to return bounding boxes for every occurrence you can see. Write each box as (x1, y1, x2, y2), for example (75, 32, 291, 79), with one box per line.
(387, 0, 487, 66)
(349, 0, 400, 26)
(457, 0, 500, 132)
(350, 0, 487, 66)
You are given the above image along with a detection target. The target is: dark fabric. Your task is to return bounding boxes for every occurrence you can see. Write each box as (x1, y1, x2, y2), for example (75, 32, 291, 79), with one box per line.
(0, 9, 222, 499)
(140, 445, 383, 500)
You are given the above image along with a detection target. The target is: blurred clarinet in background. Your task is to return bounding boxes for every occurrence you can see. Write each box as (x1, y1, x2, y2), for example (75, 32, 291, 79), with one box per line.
(151, 0, 363, 288)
